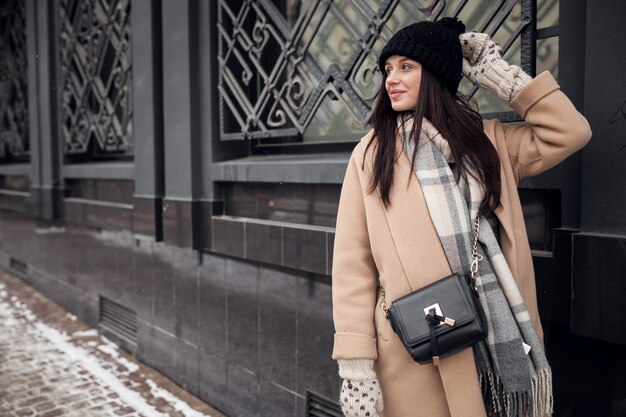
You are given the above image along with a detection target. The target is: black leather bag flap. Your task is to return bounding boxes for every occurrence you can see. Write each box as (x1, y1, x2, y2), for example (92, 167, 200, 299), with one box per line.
(389, 273, 477, 346)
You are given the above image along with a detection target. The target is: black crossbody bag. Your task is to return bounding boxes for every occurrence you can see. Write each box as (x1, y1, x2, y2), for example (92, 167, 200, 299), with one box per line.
(380, 217, 488, 366)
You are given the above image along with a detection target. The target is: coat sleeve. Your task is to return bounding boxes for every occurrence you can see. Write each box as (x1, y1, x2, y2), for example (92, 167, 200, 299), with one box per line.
(499, 71, 592, 182)
(331, 147, 379, 360)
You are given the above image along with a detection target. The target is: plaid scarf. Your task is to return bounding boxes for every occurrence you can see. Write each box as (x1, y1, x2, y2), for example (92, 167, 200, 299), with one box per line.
(399, 115, 553, 417)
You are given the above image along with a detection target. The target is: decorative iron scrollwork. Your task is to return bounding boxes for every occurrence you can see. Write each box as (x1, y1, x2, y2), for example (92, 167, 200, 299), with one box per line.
(217, 0, 543, 142)
(60, 0, 132, 159)
(0, 0, 29, 162)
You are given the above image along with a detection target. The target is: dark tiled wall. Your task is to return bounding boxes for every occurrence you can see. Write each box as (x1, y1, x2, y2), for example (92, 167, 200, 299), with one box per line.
(0, 175, 30, 213)
(224, 182, 340, 228)
(66, 179, 135, 204)
(571, 233, 626, 345)
(210, 216, 334, 277)
(0, 209, 339, 417)
(0, 190, 28, 213)
(0, 175, 30, 191)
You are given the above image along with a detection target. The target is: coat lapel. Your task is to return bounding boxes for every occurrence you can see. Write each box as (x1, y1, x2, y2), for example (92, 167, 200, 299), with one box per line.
(381, 136, 452, 295)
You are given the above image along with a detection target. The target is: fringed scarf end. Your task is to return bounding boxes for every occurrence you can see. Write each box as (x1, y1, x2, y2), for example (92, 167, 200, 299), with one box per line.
(479, 368, 553, 417)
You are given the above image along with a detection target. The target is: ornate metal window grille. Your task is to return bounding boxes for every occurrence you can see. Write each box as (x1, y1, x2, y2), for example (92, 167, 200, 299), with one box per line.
(217, 0, 558, 143)
(0, 0, 29, 163)
(60, 0, 133, 160)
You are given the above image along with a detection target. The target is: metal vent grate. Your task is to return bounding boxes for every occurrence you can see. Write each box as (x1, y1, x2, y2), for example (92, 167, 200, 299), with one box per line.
(9, 257, 28, 276)
(305, 391, 342, 417)
(99, 297, 138, 348)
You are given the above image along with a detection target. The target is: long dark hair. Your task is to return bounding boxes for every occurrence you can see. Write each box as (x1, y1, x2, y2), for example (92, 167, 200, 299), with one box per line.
(364, 70, 501, 217)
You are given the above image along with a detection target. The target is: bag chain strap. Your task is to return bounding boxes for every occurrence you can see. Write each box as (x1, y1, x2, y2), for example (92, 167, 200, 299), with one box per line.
(469, 216, 483, 286)
(381, 216, 481, 318)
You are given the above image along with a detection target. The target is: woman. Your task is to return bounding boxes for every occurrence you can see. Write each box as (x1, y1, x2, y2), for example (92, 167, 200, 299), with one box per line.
(331, 17, 591, 417)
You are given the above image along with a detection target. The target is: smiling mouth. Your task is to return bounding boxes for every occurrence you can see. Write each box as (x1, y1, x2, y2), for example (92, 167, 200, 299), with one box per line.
(389, 90, 404, 98)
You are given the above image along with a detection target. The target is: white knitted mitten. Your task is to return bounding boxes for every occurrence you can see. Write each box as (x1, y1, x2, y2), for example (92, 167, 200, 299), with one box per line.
(338, 359, 384, 417)
(459, 32, 532, 102)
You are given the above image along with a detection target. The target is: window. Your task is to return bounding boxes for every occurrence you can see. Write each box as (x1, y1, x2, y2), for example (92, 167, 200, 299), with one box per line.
(59, 0, 133, 161)
(217, 0, 558, 146)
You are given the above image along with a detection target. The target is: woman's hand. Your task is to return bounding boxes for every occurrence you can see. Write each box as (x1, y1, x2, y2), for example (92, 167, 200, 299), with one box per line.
(338, 359, 384, 417)
(459, 32, 532, 103)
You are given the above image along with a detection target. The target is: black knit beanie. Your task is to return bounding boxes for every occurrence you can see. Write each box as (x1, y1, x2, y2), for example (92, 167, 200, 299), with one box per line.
(378, 17, 466, 93)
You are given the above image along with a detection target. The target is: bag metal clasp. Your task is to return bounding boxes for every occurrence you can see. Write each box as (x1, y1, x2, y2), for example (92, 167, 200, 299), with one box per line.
(423, 303, 456, 327)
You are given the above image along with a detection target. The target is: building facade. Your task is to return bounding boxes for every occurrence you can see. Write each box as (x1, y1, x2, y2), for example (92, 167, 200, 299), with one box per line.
(0, 1, 625, 416)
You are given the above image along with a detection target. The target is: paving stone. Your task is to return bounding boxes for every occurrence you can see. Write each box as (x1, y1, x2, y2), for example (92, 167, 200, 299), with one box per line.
(40, 409, 64, 417)
(0, 271, 226, 417)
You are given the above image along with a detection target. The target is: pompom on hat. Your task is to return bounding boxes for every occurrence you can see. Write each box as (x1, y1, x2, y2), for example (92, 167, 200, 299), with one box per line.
(378, 17, 466, 93)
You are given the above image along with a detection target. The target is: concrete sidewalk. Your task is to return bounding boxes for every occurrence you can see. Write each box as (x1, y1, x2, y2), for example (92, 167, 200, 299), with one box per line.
(0, 270, 226, 417)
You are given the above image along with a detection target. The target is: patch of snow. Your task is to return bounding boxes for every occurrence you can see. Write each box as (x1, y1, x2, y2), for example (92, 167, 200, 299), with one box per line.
(72, 329, 99, 337)
(98, 343, 120, 357)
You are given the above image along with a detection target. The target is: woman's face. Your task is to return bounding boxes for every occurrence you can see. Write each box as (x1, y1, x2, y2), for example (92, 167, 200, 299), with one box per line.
(384, 56, 422, 112)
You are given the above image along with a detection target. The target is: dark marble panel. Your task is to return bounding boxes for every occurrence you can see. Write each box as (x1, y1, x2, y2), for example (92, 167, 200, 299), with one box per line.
(572, 234, 626, 345)
(115, 232, 135, 307)
(38, 277, 84, 320)
(296, 396, 306, 417)
(132, 237, 155, 320)
(84, 203, 107, 228)
(293, 184, 340, 228)
(518, 188, 561, 251)
(198, 253, 227, 355)
(151, 243, 176, 334)
(74, 234, 113, 304)
(77, 294, 100, 330)
(198, 348, 227, 412)
(327, 232, 334, 276)
(81, 230, 114, 296)
(0, 211, 56, 275)
(295, 277, 339, 400)
(68, 201, 134, 232)
(225, 183, 258, 218)
(0, 175, 30, 191)
(173, 247, 199, 343)
(200, 201, 213, 251)
(104, 205, 134, 232)
(259, 379, 297, 417)
(226, 258, 259, 372)
(544, 321, 626, 417)
(63, 200, 85, 224)
(162, 199, 194, 248)
(175, 339, 199, 395)
(245, 222, 282, 265)
(67, 179, 134, 204)
(198, 200, 225, 252)
(282, 227, 327, 275)
(132, 196, 162, 239)
(212, 217, 244, 257)
(37, 188, 63, 220)
(137, 323, 177, 379)
(95, 232, 133, 308)
(225, 364, 259, 417)
(224, 182, 341, 228)
(259, 267, 296, 389)
(257, 183, 294, 223)
(534, 229, 575, 325)
(0, 192, 27, 213)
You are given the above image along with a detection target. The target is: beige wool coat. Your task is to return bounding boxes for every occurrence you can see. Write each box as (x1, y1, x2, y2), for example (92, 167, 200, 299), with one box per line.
(331, 71, 592, 417)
